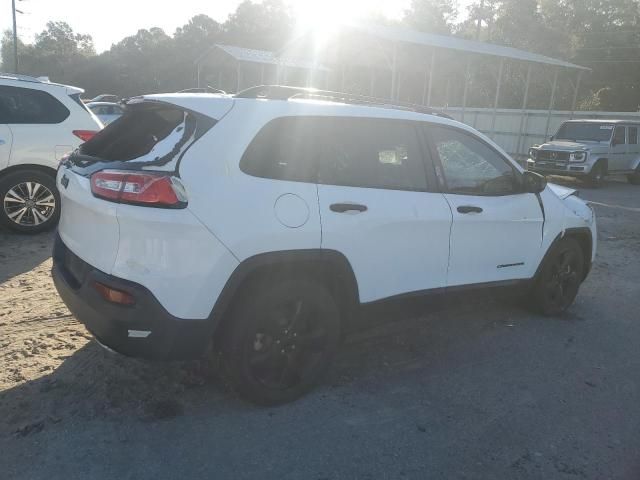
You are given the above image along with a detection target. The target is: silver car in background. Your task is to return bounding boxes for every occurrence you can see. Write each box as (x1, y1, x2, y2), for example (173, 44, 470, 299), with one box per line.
(528, 119, 640, 187)
(86, 101, 124, 125)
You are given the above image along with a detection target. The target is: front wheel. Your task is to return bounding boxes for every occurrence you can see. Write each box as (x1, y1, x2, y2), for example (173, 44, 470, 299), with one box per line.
(218, 278, 341, 405)
(586, 162, 606, 188)
(528, 237, 586, 316)
(0, 169, 60, 234)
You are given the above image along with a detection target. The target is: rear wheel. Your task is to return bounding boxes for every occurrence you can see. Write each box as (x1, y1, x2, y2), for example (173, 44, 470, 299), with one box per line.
(528, 237, 585, 316)
(586, 161, 606, 188)
(218, 278, 341, 405)
(0, 169, 60, 234)
(627, 166, 640, 185)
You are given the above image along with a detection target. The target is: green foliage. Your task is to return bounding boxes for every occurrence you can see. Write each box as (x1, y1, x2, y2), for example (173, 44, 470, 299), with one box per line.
(403, 0, 458, 34)
(465, 0, 640, 111)
(1, 0, 639, 110)
(1, 1, 293, 97)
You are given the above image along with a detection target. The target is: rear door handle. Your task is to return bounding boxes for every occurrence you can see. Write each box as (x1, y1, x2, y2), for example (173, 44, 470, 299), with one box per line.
(457, 205, 483, 214)
(330, 203, 368, 213)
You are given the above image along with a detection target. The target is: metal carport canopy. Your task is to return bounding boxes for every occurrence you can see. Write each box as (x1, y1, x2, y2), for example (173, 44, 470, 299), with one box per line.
(350, 23, 589, 71)
(201, 44, 330, 71)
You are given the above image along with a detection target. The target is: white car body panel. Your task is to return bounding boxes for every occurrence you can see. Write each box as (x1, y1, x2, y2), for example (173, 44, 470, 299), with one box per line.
(113, 203, 239, 319)
(56, 167, 120, 274)
(56, 166, 239, 320)
(0, 77, 103, 172)
(546, 183, 577, 199)
(317, 184, 452, 301)
(443, 192, 544, 285)
(179, 101, 322, 261)
(55, 94, 597, 322)
(0, 124, 12, 169)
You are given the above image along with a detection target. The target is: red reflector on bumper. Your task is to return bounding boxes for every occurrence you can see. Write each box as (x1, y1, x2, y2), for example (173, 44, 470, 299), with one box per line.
(93, 282, 135, 305)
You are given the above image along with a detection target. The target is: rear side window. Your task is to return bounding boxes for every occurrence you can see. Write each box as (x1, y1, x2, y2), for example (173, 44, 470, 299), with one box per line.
(241, 116, 429, 191)
(628, 126, 638, 145)
(79, 104, 213, 168)
(0, 85, 70, 124)
(613, 126, 626, 145)
(240, 117, 321, 183)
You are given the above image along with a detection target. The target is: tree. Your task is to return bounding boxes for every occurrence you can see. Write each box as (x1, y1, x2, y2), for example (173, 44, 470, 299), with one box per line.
(456, 0, 499, 40)
(1, 22, 95, 81)
(1, 30, 30, 72)
(222, 0, 294, 50)
(34, 21, 95, 57)
(403, 0, 458, 35)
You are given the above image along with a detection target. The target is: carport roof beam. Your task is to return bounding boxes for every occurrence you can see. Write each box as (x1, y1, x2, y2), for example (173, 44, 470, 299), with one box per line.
(349, 23, 590, 72)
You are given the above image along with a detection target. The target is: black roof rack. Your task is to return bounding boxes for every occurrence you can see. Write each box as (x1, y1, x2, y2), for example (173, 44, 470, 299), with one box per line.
(235, 85, 453, 119)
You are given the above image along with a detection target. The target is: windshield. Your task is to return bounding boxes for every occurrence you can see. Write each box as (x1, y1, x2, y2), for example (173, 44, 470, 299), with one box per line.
(554, 122, 614, 142)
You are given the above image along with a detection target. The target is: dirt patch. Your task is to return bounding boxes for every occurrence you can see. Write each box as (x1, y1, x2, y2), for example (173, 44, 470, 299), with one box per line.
(0, 230, 220, 438)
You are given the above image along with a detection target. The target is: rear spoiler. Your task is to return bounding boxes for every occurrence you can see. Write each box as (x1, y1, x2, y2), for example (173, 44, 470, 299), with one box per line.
(125, 94, 235, 121)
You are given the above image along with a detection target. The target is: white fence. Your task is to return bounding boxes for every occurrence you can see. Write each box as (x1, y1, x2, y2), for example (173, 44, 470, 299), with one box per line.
(441, 107, 640, 158)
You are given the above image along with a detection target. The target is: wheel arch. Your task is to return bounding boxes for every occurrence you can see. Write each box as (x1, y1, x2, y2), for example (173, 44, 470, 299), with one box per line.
(592, 157, 608, 172)
(0, 163, 58, 180)
(208, 249, 360, 338)
(534, 227, 593, 282)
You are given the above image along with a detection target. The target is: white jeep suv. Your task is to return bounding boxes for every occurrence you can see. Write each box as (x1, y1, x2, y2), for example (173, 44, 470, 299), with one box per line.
(52, 86, 597, 405)
(0, 74, 102, 233)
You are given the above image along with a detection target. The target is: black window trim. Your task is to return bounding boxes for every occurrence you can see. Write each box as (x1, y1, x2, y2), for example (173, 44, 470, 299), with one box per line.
(239, 115, 441, 194)
(421, 122, 525, 197)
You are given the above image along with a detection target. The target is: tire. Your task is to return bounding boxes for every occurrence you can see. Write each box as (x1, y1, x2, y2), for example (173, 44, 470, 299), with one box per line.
(627, 167, 640, 185)
(218, 278, 341, 405)
(527, 237, 586, 316)
(586, 161, 606, 188)
(0, 169, 60, 234)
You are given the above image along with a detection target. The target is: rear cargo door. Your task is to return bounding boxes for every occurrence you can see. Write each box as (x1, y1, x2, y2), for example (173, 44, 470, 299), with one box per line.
(58, 97, 231, 273)
(56, 166, 120, 274)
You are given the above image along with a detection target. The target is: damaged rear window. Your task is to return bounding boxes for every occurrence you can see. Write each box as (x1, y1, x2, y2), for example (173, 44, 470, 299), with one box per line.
(78, 102, 214, 171)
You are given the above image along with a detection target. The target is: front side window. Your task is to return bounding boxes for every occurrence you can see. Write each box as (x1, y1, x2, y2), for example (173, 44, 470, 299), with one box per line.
(428, 125, 519, 196)
(0, 86, 70, 124)
(613, 126, 626, 145)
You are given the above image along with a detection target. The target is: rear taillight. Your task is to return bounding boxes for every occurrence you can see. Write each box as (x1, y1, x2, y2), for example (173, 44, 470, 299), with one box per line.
(90, 170, 188, 208)
(73, 130, 98, 142)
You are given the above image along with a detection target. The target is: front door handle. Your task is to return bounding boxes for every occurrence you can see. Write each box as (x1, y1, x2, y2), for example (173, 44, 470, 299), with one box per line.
(0, 139, 5, 145)
(330, 203, 368, 213)
(457, 205, 483, 214)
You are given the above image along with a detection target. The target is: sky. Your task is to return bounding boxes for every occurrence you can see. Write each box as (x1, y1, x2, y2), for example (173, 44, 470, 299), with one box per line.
(1, 0, 473, 54)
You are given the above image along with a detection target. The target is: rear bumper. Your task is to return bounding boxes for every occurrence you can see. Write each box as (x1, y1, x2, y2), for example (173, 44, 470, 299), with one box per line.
(52, 233, 212, 360)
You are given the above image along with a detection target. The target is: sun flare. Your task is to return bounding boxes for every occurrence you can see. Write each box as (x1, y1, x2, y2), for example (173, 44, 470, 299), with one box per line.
(292, 0, 379, 37)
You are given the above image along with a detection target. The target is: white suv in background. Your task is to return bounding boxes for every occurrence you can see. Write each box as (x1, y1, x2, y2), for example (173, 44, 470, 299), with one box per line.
(52, 86, 597, 405)
(0, 74, 102, 233)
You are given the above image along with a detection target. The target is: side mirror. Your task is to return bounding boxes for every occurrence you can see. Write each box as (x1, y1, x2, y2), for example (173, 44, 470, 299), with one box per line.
(549, 135, 554, 141)
(522, 171, 547, 194)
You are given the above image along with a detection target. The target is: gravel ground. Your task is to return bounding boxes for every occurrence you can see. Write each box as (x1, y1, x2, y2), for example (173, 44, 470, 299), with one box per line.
(1, 177, 639, 479)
